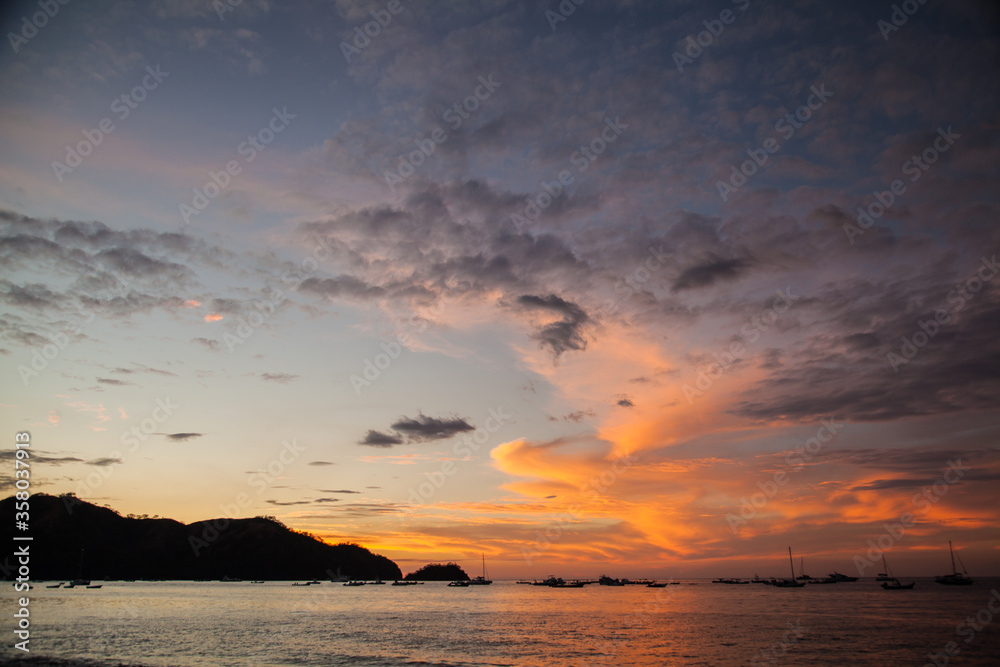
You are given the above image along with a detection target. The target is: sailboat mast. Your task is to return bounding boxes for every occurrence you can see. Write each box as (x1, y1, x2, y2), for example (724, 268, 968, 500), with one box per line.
(949, 540, 957, 574)
(788, 547, 795, 579)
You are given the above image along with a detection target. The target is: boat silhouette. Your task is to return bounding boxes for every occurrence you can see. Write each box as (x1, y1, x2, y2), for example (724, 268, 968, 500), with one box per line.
(935, 541, 974, 585)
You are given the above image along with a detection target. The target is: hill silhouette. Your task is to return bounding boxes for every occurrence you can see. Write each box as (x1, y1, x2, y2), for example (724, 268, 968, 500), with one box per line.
(404, 562, 469, 581)
(0, 494, 400, 581)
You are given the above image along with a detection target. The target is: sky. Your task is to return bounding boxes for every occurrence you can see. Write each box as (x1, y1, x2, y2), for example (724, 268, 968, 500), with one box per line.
(1, 0, 998, 579)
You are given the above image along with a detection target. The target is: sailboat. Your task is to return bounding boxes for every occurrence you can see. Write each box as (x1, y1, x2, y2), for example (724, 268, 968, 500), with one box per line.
(772, 547, 806, 587)
(65, 550, 91, 588)
(467, 553, 493, 585)
(879, 554, 914, 589)
(795, 557, 811, 581)
(876, 555, 892, 581)
(935, 541, 974, 585)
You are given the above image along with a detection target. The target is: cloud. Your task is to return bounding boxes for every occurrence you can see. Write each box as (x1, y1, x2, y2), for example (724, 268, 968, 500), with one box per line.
(260, 372, 300, 384)
(359, 430, 405, 447)
(191, 337, 220, 351)
(87, 457, 123, 466)
(308, 461, 336, 466)
(359, 413, 475, 447)
(97, 378, 132, 386)
(265, 499, 311, 506)
(671, 256, 750, 292)
(516, 294, 590, 359)
(165, 433, 203, 441)
(0, 450, 83, 465)
(617, 398, 635, 408)
(390, 414, 475, 442)
(317, 489, 360, 494)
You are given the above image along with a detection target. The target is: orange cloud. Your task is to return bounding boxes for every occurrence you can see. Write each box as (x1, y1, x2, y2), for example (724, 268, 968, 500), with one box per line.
(204, 313, 223, 322)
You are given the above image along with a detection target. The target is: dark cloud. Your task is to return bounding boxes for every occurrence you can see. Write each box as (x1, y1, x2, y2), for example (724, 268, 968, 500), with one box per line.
(390, 414, 475, 442)
(516, 294, 589, 359)
(265, 499, 311, 506)
(317, 488, 360, 494)
(359, 413, 475, 446)
(672, 256, 750, 292)
(550, 409, 596, 423)
(359, 430, 405, 447)
(0, 450, 83, 465)
(97, 377, 132, 386)
(261, 372, 299, 383)
(298, 275, 384, 300)
(165, 433, 203, 441)
(87, 457, 123, 466)
(308, 461, 336, 466)
(191, 337, 220, 351)
(617, 398, 635, 408)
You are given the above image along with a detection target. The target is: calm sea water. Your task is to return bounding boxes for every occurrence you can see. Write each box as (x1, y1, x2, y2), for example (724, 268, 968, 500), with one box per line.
(2, 579, 999, 666)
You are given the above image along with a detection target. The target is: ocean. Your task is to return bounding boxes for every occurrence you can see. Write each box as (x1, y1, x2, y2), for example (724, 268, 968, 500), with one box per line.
(2, 579, 999, 666)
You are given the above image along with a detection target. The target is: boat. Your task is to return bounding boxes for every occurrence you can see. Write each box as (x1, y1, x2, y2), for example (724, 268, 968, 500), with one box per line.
(796, 557, 812, 581)
(751, 574, 775, 584)
(532, 576, 564, 586)
(712, 578, 748, 584)
(935, 541, 974, 585)
(824, 572, 858, 582)
(392, 580, 421, 586)
(86, 585, 102, 589)
(599, 574, 625, 586)
(45, 583, 63, 588)
(448, 580, 470, 587)
(467, 554, 493, 585)
(343, 580, 366, 586)
(876, 555, 892, 582)
(882, 578, 915, 590)
(550, 580, 586, 588)
(647, 582, 668, 587)
(251, 580, 265, 584)
(773, 548, 806, 587)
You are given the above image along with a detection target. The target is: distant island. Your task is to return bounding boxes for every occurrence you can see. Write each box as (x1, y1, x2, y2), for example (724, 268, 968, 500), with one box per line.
(0, 494, 401, 581)
(404, 562, 469, 581)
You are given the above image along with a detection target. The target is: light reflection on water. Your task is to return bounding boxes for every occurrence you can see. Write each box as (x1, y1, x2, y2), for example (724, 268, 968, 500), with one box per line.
(3, 579, 999, 665)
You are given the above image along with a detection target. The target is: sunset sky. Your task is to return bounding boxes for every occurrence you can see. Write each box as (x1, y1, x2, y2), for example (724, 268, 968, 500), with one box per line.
(1, 0, 998, 578)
